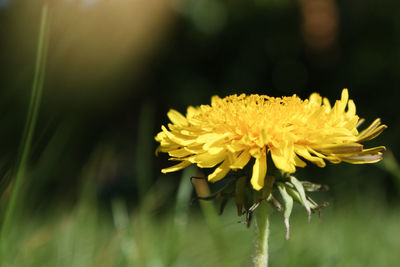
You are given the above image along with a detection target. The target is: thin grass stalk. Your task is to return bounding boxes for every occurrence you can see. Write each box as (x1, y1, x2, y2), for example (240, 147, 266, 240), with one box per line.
(0, 4, 50, 247)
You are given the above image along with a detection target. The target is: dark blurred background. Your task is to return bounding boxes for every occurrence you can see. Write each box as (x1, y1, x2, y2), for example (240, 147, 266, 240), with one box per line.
(0, 0, 399, 214)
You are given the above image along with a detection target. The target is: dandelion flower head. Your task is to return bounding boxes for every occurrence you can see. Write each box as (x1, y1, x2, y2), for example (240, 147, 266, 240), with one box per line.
(155, 89, 386, 190)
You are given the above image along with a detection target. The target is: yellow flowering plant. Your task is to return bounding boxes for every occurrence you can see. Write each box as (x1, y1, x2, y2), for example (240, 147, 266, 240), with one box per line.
(155, 89, 386, 267)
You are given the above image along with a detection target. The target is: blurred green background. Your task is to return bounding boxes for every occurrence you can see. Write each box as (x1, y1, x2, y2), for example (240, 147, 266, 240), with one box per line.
(0, 0, 399, 266)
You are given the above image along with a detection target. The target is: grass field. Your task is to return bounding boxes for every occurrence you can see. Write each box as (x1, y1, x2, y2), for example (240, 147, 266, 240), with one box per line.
(1, 174, 399, 267)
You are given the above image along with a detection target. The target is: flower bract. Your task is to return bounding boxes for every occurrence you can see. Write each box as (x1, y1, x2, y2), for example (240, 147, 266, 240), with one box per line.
(155, 89, 386, 190)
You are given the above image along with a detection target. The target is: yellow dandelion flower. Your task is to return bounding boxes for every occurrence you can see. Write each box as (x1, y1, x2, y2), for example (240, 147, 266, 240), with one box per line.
(155, 89, 386, 191)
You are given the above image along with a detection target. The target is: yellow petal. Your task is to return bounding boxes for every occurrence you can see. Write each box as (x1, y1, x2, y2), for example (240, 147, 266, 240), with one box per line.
(356, 118, 365, 129)
(202, 132, 231, 150)
(167, 109, 188, 126)
(338, 146, 386, 164)
(197, 133, 220, 144)
(341, 88, 349, 103)
(335, 88, 349, 113)
(331, 88, 349, 117)
(186, 106, 199, 118)
(357, 118, 381, 139)
(191, 150, 226, 168)
(154, 131, 166, 142)
(307, 147, 341, 163)
(227, 140, 248, 153)
(161, 161, 191, 173)
(208, 160, 231, 182)
(184, 145, 205, 154)
(346, 99, 356, 117)
(361, 146, 386, 153)
(309, 93, 322, 105)
(208, 146, 225, 155)
(260, 128, 269, 145)
(271, 150, 295, 173)
(313, 143, 363, 154)
(211, 95, 222, 106)
(338, 146, 386, 157)
(161, 126, 197, 146)
(230, 150, 251, 169)
(168, 148, 192, 158)
(295, 147, 326, 167)
(358, 124, 387, 143)
(293, 154, 307, 167)
(155, 144, 180, 155)
(322, 97, 331, 111)
(156, 91, 386, 175)
(341, 152, 383, 164)
(250, 151, 267, 191)
(270, 141, 296, 173)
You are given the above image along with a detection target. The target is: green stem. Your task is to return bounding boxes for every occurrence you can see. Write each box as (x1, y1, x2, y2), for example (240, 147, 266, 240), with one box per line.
(253, 201, 270, 267)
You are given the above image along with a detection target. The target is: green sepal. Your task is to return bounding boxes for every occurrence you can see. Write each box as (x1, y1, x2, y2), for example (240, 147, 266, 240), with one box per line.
(277, 182, 293, 240)
(270, 196, 283, 211)
(284, 183, 302, 203)
(285, 186, 318, 210)
(262, 175, 275, 200)
(289, 176, 311, 220)
(235, 176, 248, 216)
(301, 181, 329, 192)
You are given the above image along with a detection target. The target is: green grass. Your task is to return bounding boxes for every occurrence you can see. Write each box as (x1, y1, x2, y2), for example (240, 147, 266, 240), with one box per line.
(0, 5, 50, 261)
(0, 183, 399, 267)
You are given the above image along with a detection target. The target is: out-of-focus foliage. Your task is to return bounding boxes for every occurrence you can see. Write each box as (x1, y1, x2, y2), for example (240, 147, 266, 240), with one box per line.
(2, 178, 400, 267)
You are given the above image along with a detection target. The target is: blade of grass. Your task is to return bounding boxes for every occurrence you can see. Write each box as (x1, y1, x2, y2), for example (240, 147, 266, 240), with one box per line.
(165, 165, 195, 266)
(0, 4, 50, 253)
(111, 198, 137, 266)
(54, 153, 100, 267)
(193, 170, 228, 266)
